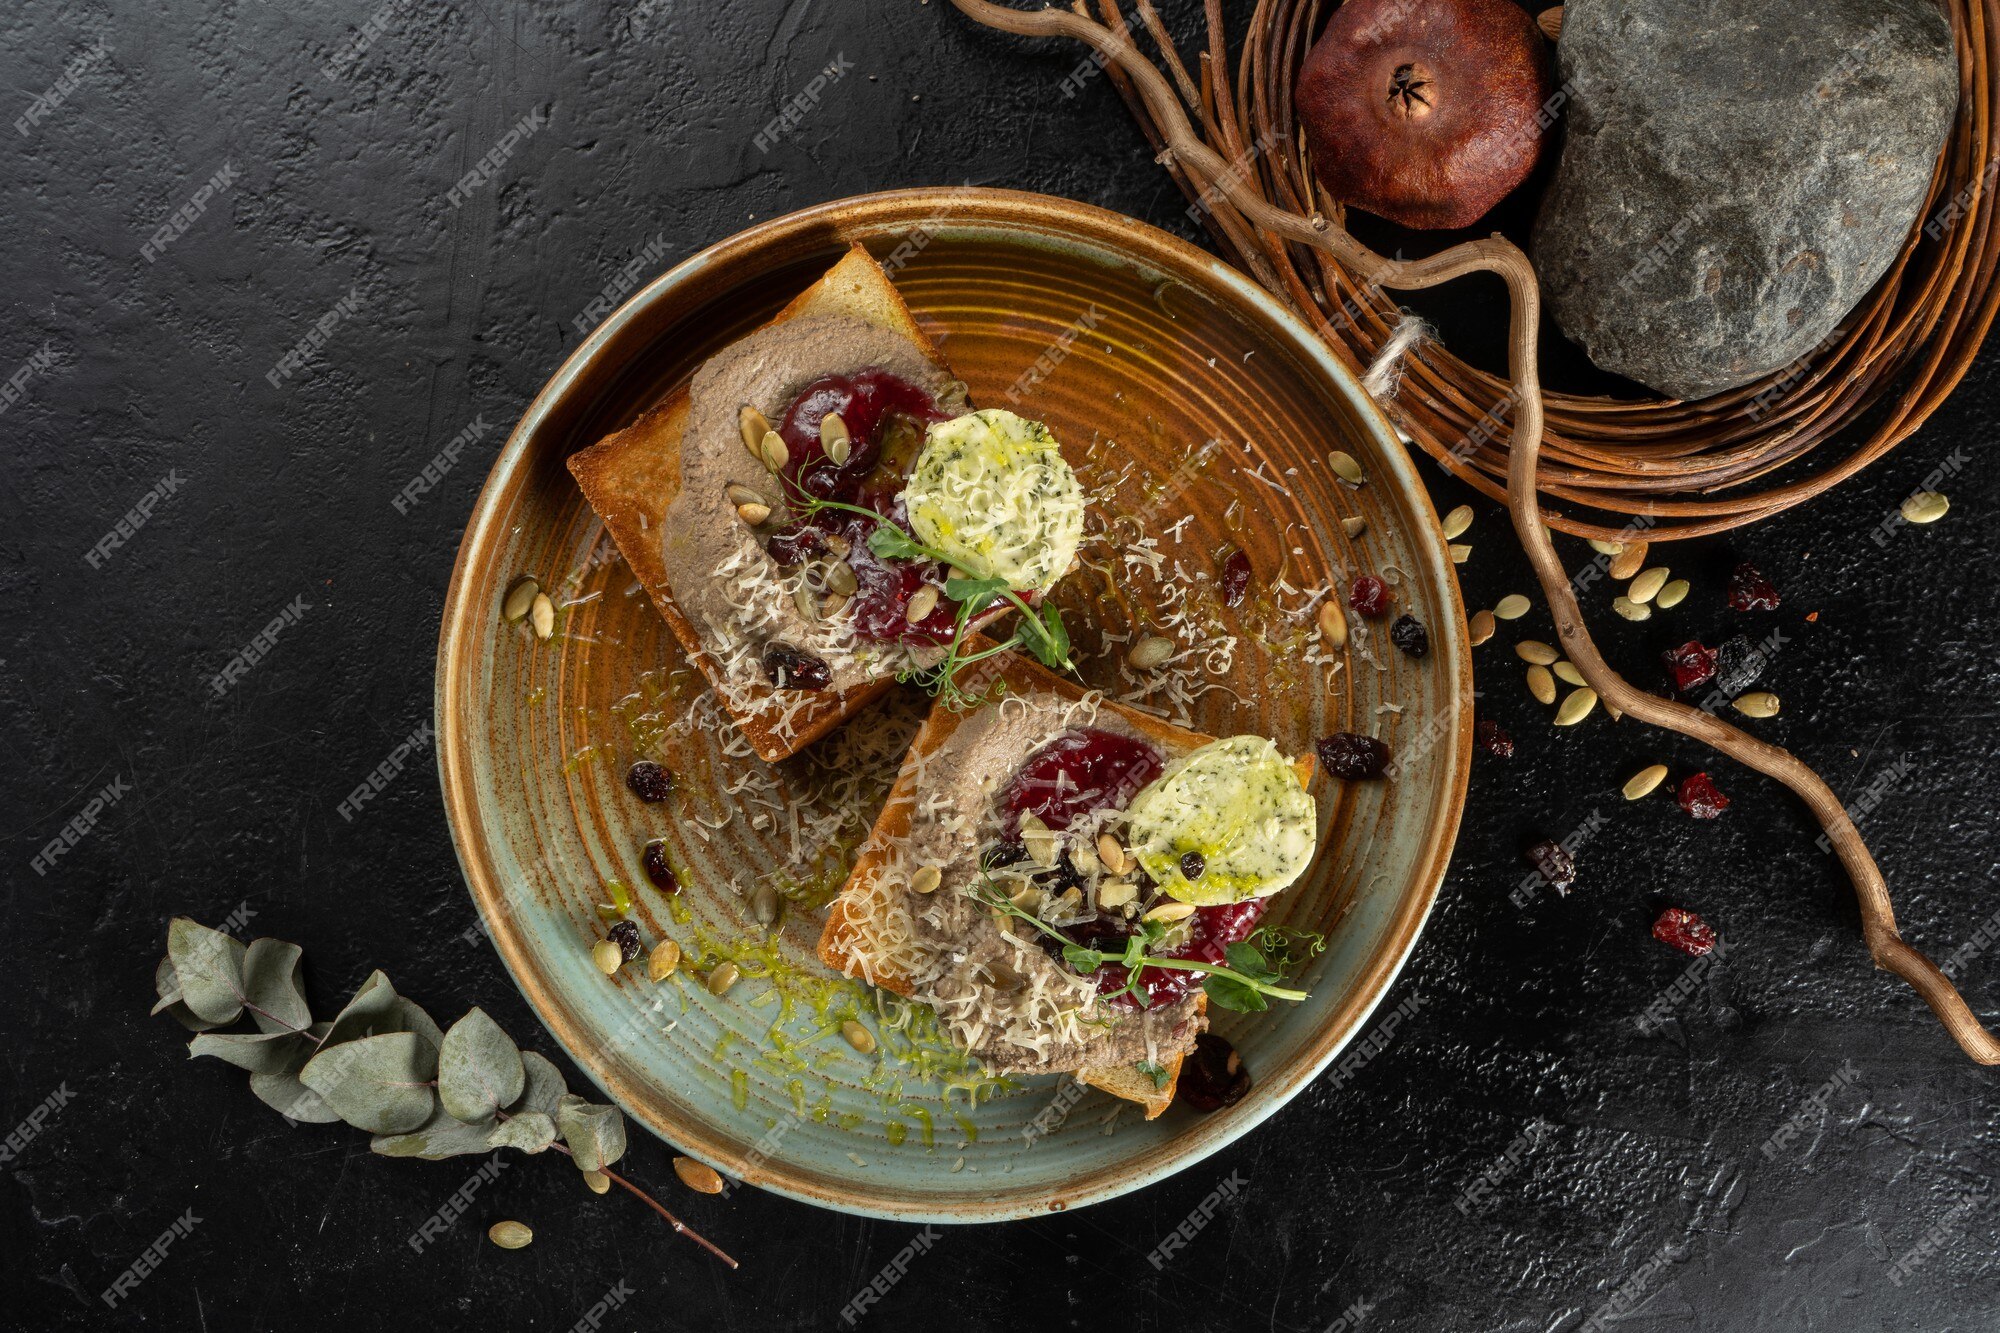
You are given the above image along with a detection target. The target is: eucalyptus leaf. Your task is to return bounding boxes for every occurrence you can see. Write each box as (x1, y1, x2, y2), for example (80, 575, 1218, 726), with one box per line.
(242, 938, 312, 1035)
(487, 1111, 556, 1155)
(167, 918, 248, 1025)
(247, 1023, 341, 1123)
(152, 956, 182, 1012)
(371, 1107, 500, 1160)
(556, 1094, 626, 1172)
(437, 1007, 524, 1123)
(299, 1031, 437, 1135)
(507, 1051, 568, 1119)
(322, 970, 442, 1058)
(188, 1030, 311, 1074)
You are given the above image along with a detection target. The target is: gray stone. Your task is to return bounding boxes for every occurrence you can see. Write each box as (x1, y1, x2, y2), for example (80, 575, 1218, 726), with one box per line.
(1530, 0, 1957, 400)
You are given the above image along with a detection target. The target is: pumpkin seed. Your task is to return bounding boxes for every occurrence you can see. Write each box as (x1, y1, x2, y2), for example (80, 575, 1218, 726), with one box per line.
(647, 939, 681, 981)
(1327, 450, 1364, 485)
(840, 1020, 878, 1055)
(1628, 566, 1670, 604)
(739, 405, 772, 458)
(759, 429, 789, 472)
(1608, 542, 1648, 580)
(1316, 600, 1348, 648)
(488, 1220, 533, 1249)
(821, 411, 851, 465)
(530, 593, 556, 640)
(1021, 814, 1059, 868)
(1441, 505, 1473, 540)
(1733, 690, 1782, 718)
(1515, 639, 1558, 665)
(725, 482, 767, 508)
(1468, 608, 1495, 646)
(1128, 635, 1176, 669)
(750, 882, 780, 925)
(1554, 687, 1598, 726)
(706, 962, 740, 996)
(1526, 664, 1557, 705)
(1450, 543, 1472, 564)
(905, 584, 940, 623)
(820, 590, 850, 618)
(1622, 764, 1668, 800)
(824, 532, 851, 558)
(1552, 659, 1586, 687)
(821, 561, 859, 597)
(1612, 596, 1652, 621)
(738, 502, 772, 527)
(1097, 881, 1138, 909)
(1901, 490, 1950, 524)
(792, 586, 818, 621)
(503, 576, 540, 622)
(1143, 900, 1197, 923)
(1588, 538, 1625, 557)
(581, 1169, 611, 1194)
(939, 378, 970, 409)
(909, 864, 942, 895)
(1493, 593, 1532, 620)
(591, 939, 622, 975)
(1655, 578, 1690, 610)
(1096, 833, 1130, 876)
(673, 1157, 727, 1195)
(1341, 515, 1368, 538)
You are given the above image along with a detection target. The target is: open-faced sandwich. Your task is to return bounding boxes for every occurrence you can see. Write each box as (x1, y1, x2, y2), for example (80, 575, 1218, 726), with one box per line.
(819, 648, 1319, 1117)
(568, 245, 1084, 762)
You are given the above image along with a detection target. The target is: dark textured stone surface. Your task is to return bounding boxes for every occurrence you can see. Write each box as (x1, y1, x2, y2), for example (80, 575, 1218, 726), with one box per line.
(1532, 0, 1957, 400)
(4, 1, 1999, 1329)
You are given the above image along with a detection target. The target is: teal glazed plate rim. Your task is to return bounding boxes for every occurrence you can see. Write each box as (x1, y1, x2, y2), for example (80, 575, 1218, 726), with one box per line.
(435, 187, 1471, 1223)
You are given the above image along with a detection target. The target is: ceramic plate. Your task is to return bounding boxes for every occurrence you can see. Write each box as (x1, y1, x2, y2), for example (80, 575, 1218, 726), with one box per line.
(435, 188, 1470, 1222)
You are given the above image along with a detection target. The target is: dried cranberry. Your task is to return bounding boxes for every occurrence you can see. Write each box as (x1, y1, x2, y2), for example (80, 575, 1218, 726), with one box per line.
(641, 841, 680, 894)
(1652, 908, 1717, 957)
(1676, 771, 1730, 819)
(1727, 561, 1781, 612)
(1475, 720, 1514, 758)
(1523, 838, 1575, 892)
(1390, 614, 1429, 658)
(1349, 575, 1390, 619)
(1177, 1033, 1251, 1112)
(1220, 549, 1253, 608)
(1661, 640, 1718, 694)
(999, 728, 1164, 834)
(761, 642, 832, 690)
(625, 760, 674, 802)
(763, 522, 827, 567)
(1316, 732, 1391, 780)
(1179, 850, 1207, 882)
(607, 919, 642, 961)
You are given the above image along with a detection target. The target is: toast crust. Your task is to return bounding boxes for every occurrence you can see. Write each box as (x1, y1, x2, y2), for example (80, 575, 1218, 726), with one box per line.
(816, 644, 1317, 1118)
(565, 244, 953, 763)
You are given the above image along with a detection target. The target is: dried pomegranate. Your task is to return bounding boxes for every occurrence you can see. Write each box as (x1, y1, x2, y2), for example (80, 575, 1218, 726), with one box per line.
(1677, 772, 1730, 820)
(1661, 640, 1718, 694)
(1652, 908, 1718, 957)
(1475, 719, 1514, 758)
(1727, 561, 1781, 612)
(1295, 0, 1555, 230)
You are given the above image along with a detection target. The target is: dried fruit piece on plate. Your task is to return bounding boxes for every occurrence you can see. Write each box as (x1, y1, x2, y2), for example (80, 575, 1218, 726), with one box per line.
(1475, 719, 1514, 758)
(1350, 574, 1390, 619)
(1727, 561, 1781, 612)
(1390, 614, 1430, 658)
(1652, 908, 1718, 957)
(1523, 838, 1575, 892)
(1676, 771, 1730, 820)
(1317, 732, 1392, 780)
(1661, 640, 1718, 694)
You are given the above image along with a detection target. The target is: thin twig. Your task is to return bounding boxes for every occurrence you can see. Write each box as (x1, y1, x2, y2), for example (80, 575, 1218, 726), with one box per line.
(503, 1112, 740, 1267)
(947, 0, 2000, 1066)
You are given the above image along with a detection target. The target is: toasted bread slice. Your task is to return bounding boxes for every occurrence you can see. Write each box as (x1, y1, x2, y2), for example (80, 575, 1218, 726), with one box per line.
(817, 644, 1317, 1119)
(566, 244, 956, 763)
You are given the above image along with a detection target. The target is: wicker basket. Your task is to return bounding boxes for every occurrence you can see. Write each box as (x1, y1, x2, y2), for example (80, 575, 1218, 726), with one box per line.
(1097, 0, 2000, 541)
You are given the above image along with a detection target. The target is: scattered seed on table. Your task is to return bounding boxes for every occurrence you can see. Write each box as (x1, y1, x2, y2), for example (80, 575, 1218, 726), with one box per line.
(1327, 450, 1364, 485)
(673, 1157, 726, 1195)
(1552, 660, 1585, 687)
(1468, 609, 1495, 646)
(1442, 505, 1473, 540)
(1341, 515, 1368, 538)
(1901, 490, 1950, 524)
(1733, 690, 1781, 718)
(647, 939, 681, 981)
(1655, 578, 1690, 610)
(1493, 594, 1531, 620)
(1515, 640, 1558, 665)
(1612, 596, 1652, 621)
(488, 1221, 533, 1250)
(1588, 538, 1625, 557)
(1628, 567, 1670, 604)
(1608, 542, 1649, 580)
(1623, 764, 1669, 800)
(1554, 688, 1598, 726)
(1450, 543, 1471, 564)
(1526, 665, 1557, 705)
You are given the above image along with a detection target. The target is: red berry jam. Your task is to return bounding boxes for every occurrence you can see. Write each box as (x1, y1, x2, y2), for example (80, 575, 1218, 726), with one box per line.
(1349, 575, 1389, 619)
(998, 728, 1164, 834)
(1652, 907, 1717, 956)
(1094, 897, 1271, 1012)
(1676, 771, 1730, 819)
(776, 368, 951, 501)
(1662, 640, 1719, 694)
